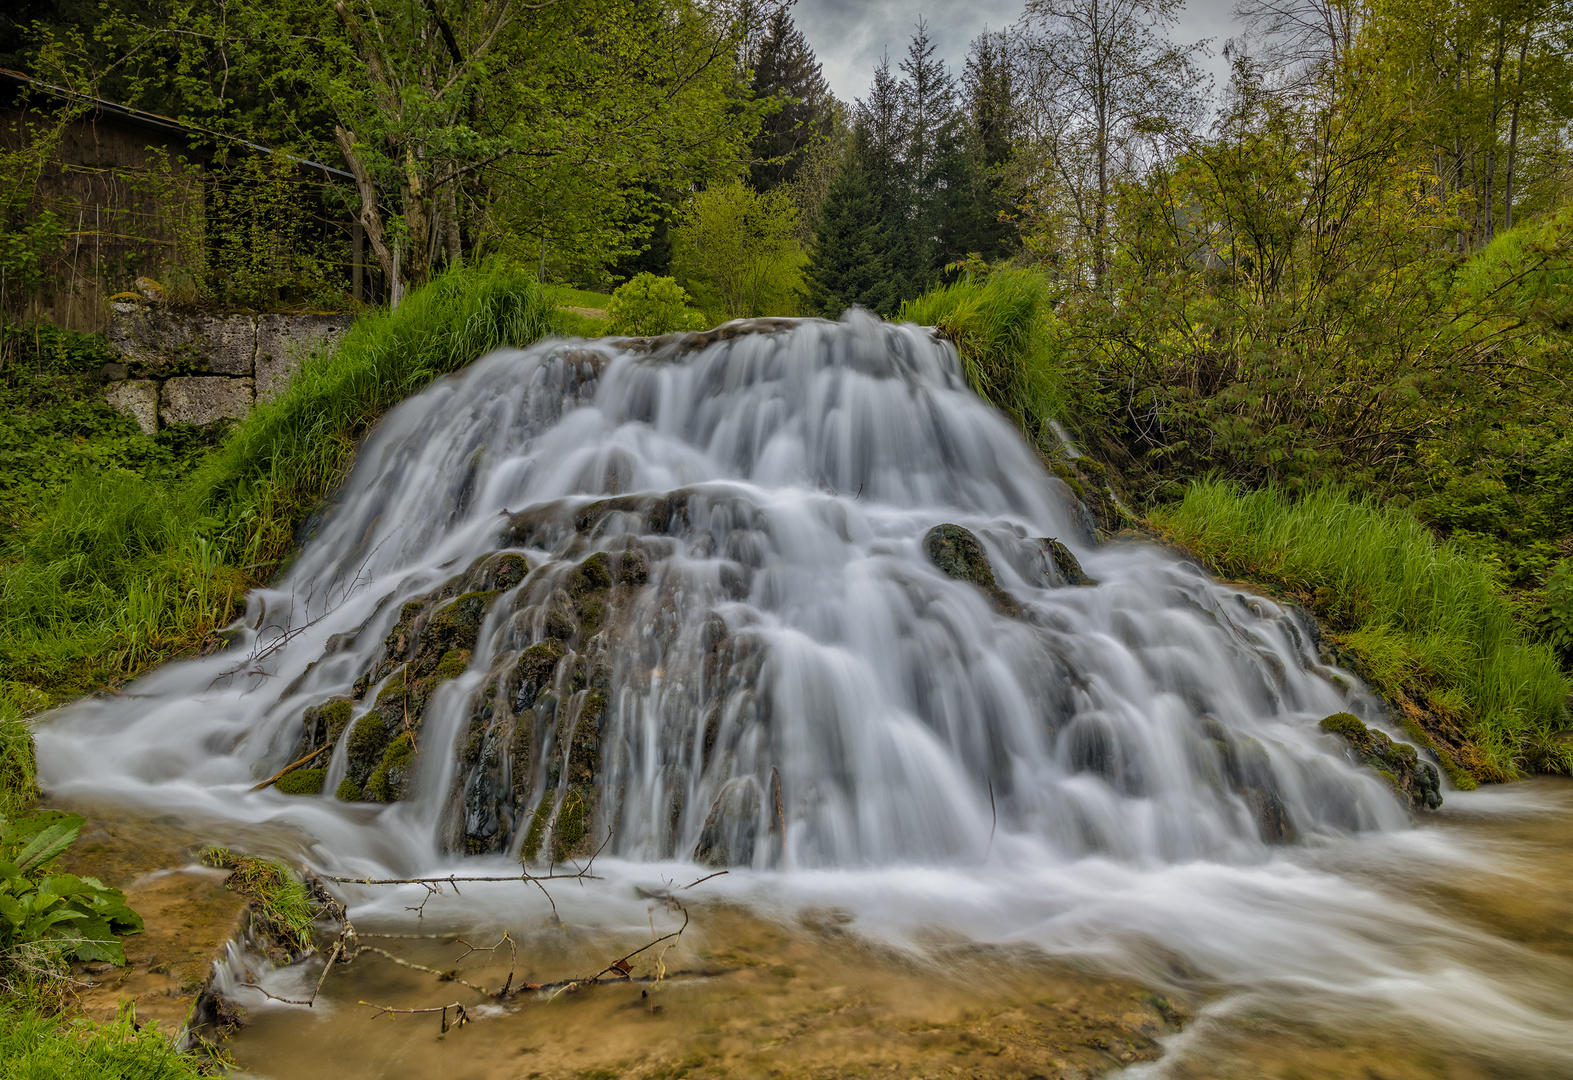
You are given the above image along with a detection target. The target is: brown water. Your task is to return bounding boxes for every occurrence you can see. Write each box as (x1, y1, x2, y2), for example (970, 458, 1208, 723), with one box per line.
(221, 781, 1573, 1080)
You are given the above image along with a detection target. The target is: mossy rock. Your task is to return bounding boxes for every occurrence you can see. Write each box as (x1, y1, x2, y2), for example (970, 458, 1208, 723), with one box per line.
(618, 547, 649, 586)
(432, 648, 470, 684)
(275, 768, 325, 795)
(482, 552, 530, 592)
(514, 641, 564, 711)
(342, 714, 392, 793)
(923, 523, 1021, 616)
(336, 778, 363, 801)
(1320, 712, 1442, 810)
(1041, 537, 1097, 587)
(568, 553, 613, 597)
(300, 698, 353, 753)
(544, 607, 577, 641)
(364, 733, 416, 802)
(521, 800, 551, 863)
(552, 790, 590, 862)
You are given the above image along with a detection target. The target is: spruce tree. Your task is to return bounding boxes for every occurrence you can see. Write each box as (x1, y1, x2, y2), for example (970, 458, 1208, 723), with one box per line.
(748, 5, 833, 191)
(803, 129, 890, 317)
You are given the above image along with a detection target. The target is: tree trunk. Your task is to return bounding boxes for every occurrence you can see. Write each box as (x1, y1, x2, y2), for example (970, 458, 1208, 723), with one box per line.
(1504, 32, 1528, 233)
(1482, 15, 1507, 244)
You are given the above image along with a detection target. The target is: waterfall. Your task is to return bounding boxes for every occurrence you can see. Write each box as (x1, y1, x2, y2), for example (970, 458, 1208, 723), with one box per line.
(35, 313, 1407, 873)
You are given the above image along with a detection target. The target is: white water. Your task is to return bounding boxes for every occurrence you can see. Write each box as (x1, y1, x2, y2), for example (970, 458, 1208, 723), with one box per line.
(36, 315, 1573, 1073)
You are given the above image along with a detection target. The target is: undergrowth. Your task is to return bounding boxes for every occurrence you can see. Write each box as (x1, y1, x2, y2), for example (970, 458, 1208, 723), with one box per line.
(0, 262, 559, 719)
(1151, 481, 1572, 780)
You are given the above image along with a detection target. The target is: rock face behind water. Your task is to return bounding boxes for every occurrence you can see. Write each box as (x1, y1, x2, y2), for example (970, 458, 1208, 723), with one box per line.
(1320, 712, 1443, 810)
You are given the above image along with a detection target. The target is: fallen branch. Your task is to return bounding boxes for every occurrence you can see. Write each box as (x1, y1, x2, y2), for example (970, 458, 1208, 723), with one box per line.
(250, 744, 332, 791)
(360, 1000, 470, 1033)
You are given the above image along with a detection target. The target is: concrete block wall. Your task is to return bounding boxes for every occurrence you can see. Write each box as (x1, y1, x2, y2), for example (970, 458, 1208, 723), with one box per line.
(102, 302, 354, 433)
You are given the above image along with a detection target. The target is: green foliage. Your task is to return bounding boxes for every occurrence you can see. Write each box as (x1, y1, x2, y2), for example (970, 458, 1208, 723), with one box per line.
(0, 325, 219, 536)
(1530, 562, 1573, 664)
(274, 767, 325, 795)
(201, 847, 315, 951)
(898, 269, 1068, 431)
(0, 810, 143, 968)
(606, 273, 706, 335)
(0, 1000, 206, 1080)
(0, 686, 38, 820)
(672, 180, 805, 321)
(1152, 482, 1572, 778)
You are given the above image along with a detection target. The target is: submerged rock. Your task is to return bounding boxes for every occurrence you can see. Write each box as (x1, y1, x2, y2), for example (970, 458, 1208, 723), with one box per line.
(1319, 712, 1443, 810)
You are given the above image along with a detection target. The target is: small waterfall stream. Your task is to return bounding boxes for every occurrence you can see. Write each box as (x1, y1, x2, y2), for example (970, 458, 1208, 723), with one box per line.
(35, 315, 1573, 1076)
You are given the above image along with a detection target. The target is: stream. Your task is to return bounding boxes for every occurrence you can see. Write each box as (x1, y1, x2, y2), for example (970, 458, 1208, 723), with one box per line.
(34, 315, 1573, 1077)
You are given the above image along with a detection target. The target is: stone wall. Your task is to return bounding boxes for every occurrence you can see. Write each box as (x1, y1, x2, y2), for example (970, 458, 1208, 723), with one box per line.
(103, 303, 354, 432)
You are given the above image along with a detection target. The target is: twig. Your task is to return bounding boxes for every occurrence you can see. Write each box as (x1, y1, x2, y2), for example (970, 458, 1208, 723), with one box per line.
(320, 871, 597, 886)
(360, 1000, 470, 1033)
(357, 946, 490, 994)
(250, 744, 333, 791)
(679, 870, 728, 891)
(577, 905, 689, 986)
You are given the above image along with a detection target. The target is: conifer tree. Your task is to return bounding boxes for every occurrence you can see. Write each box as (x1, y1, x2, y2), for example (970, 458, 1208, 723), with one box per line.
(748, 3, 834, 191)
(802, 129, 891, 317)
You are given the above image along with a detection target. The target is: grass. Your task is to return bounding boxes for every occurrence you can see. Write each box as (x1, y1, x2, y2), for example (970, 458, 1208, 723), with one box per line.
(1151, 480, 1572, 780)
(0, 1000, 207, 1079)
(0, 262, 560, 809)
(897, 270, 1068, 436)
(546, 285, 611, 311)
(202, 848, 317, 951)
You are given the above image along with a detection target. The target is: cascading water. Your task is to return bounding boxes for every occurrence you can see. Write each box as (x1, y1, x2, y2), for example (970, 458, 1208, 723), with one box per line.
(35, 314, 1573, 1076)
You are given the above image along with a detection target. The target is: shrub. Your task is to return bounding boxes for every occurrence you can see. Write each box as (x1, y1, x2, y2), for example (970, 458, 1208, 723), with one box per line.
(606, 273, 707, 336)
(1151, 481, 1572, 779)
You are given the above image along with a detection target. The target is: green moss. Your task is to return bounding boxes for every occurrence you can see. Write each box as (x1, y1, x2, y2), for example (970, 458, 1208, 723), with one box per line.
(569, 553, 613, 597)
(275, 768, 325, 795)
(514, 641, 564, 711)
(578, 597, 608, 636)
(364, 734, 416, 803)
(488, 552, 529, 591)
(521, 800, 551, 862)
(1318, 712, 1368, 740)
(552, 789, 588, 862)
(433, 648, 470, 684)
(335, 778, 363, 801)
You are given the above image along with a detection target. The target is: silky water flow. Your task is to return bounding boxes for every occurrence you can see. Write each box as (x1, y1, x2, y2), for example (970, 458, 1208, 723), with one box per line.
(35, 315, 1573, 1077)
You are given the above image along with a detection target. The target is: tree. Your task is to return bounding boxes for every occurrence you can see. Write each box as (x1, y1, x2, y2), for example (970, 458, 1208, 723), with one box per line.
(672, 179, 805, 320)
(802, 131, 890, 317)
(50, 0, 765, 289)
(1016, 0, 1207, 287)
(747, 3, 834, 191)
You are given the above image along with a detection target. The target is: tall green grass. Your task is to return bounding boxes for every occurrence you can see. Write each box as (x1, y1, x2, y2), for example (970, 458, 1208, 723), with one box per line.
(0, 263, 559, 706)
(0, 1000, 206, 1079)
(1152, 481, 1572, 779)
(898, 270, 1068, 433)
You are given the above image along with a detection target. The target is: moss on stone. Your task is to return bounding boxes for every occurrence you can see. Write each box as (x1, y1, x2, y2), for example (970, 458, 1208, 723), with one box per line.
(514, 641, 564, 711)
(569, 553, 613, 597)
(552, 790, 588, 862)
(1320, 712, 1443, 809)
(1042, 537, 1097, 587)
(432, 648, 469, 684)
(364, 733, 416, 803)
(335, 778, 363, 801)
(923, 523, 1021, 616)
(521, 800, 550, 863)
(275, 768, 325, 795)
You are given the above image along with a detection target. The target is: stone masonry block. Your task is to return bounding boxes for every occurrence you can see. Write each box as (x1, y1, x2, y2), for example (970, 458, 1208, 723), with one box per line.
(255, 313, 354, 402)
(104, 380, 160, 434)
(107, 302, 256, 376)
(162, 376, 254, 426)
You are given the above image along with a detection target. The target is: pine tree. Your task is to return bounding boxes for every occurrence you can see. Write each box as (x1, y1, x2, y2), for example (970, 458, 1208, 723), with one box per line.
(748, 5, 834, 191)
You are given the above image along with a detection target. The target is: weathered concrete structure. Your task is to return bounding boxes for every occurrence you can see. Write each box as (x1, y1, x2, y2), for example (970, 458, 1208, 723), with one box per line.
(102, 302, 353, 431)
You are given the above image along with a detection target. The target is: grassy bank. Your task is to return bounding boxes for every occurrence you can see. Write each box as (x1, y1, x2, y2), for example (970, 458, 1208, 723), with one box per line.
(1151, 481, 1572, 781)
(0, 263, 560, 808)
(0, 1001, 207, 1079)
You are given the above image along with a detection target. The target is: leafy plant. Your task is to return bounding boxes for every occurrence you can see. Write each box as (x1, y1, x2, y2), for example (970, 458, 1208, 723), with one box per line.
(1531, 562, 1573, 664)
(606, 273, 706, 335)
(1, 999, 207, 1079)
(0, 810, 143, 967)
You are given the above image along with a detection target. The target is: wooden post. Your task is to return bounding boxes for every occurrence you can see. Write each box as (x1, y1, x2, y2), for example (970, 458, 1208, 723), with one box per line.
(352, 218, 364, 303)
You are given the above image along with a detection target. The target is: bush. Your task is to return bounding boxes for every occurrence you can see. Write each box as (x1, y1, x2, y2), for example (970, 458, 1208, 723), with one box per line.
(1151, 481, 1572, 780)
(606, 273, 707, 336)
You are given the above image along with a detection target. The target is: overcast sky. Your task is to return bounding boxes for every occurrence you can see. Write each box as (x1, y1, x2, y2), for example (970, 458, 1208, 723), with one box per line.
(793, 0, 1244, 105)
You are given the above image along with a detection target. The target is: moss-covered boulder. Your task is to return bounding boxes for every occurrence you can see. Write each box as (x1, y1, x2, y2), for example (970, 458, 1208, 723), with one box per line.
(1320, 712, 1443, 810)
(1041, 537, 1097, 587)
(923, 524, 1021, 616)
(274, 768, 325, 795)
